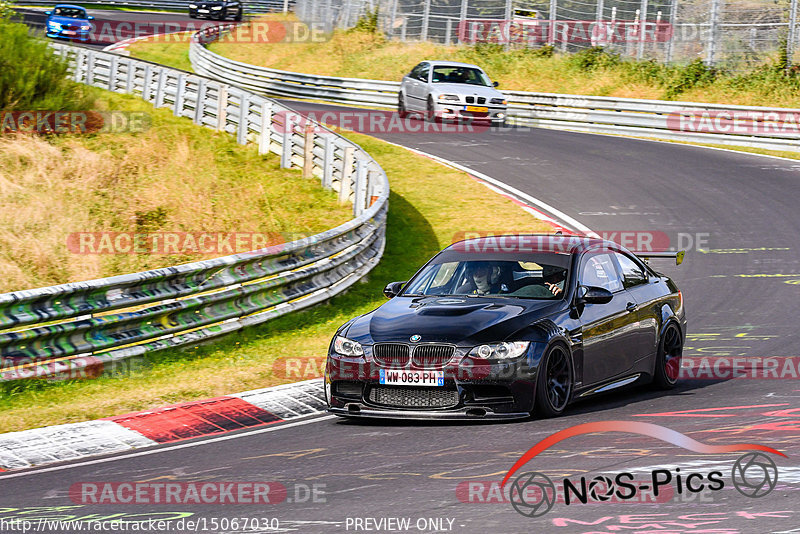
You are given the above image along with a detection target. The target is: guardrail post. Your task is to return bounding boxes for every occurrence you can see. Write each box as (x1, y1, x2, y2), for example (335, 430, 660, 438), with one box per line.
(340, 146, 354, 203)
(174, 74, 186, 117)
(353, 160, 367, 216)
(154, 70, 166, 108)
(74, 49, 84, 83)
(322, 136, 333, 189)
(237, 93, 251, 145)
(194, 79, 207, 125)
(282, 114, 295, 168)
(86, 51, 95, 86)
(217, 85, 228, 131)
(143, 64, 152, 101)
(259, 100, 273, 155)
(303, 123, 315, 178)
(108, 55, 118, 91)
(125, 60, 135, 94)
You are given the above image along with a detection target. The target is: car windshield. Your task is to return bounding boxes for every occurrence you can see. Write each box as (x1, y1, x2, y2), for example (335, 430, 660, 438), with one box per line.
(54, 7, 87, 17)
(402, 256, 571, 299)
(431, 66, 491, 86)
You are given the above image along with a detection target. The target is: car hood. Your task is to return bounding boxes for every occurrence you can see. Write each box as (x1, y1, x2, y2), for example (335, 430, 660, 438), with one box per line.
(345, 296, 561, 344)
(430, 84, 504, 100)
(48, 15, 90, 25)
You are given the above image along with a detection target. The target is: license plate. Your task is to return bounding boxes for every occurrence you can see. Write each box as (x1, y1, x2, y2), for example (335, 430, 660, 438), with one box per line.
(63, 30, 76, 35)
(465, 106, 488, 113)
(379, 369, 444, 386)
(198, 8, 209, 12)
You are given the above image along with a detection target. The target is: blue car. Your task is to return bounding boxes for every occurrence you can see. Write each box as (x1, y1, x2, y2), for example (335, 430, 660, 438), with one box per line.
(45, 5, 94, 41)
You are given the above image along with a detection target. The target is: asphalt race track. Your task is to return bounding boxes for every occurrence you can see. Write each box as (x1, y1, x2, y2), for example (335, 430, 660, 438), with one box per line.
(3, 43, 800, 532)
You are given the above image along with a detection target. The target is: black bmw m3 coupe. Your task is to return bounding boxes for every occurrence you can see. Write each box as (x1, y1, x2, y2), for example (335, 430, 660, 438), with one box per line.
(325, 234, 686, 420)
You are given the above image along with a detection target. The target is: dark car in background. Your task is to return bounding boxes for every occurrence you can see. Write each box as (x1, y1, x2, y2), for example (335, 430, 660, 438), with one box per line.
(188, 0, 243, 20)
(325, 234, 686, 420)
(45, 4, 93, 40)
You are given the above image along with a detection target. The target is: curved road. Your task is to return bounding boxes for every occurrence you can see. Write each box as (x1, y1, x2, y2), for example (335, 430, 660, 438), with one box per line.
(2, 52, 800, 533)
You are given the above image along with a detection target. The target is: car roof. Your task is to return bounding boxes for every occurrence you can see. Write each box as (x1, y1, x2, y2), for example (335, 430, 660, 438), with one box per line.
(446, 234, 624, 256)
(53, 4, 87, 9)
(423, 61, 484, 70)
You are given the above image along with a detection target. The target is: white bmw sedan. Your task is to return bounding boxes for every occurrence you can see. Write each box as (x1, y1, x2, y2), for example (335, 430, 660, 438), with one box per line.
(398, 61, 507, 126)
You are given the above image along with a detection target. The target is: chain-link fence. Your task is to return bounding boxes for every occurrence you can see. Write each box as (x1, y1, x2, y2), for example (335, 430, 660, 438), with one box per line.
(295, 0, 800, 68)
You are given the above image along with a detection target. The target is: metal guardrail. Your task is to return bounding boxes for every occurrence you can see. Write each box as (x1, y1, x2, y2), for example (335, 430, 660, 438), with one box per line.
(19, 0, 287, 13)
(189, 26, 800, 152)
(0, 42, 388, 382)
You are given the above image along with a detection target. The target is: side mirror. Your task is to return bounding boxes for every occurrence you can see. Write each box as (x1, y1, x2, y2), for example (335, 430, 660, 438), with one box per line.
(577, 285, 613, 305)
(383, 281, 407, 299)
(493, 81, 499, 87)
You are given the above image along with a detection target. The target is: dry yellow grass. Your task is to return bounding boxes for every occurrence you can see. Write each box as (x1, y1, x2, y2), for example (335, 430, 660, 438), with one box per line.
(0, 92, 351, 293)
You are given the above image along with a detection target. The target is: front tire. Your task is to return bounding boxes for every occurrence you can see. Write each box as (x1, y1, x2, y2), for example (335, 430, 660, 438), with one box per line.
(534, 343, 573, 418)
(234, 8, 243, 21)
(426, 97, 437, 123)
(654, 322, 682, 389)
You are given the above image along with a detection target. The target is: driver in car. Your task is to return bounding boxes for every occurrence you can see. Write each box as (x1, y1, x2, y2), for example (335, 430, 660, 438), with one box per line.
(456, 263, 508, 295)
(542, 264, 567, 296)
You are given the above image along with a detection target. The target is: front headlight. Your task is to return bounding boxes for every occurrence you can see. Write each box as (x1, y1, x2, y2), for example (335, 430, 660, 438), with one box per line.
(438, 94, 460, 102)
(80, 25, 90, 30)
(470, 341, 530, 360)
(189, 3, 197, 7)
(333, 336, 364, 357)
(211, 5, 223, 9)
(48, 21, 61, 29)
(490, 98, 507, 105)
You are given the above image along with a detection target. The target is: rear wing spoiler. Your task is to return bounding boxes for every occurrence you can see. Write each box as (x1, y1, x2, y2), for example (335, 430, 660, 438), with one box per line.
(634, 250, 685, 266)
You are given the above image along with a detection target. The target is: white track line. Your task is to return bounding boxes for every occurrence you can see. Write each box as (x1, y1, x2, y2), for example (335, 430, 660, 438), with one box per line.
(0, 415, 336, 480)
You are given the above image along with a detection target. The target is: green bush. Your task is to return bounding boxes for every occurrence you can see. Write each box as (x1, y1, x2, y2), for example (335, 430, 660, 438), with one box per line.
(664, 59, 718, 99)
(568, 46, 620, 71)
(348, 7, 379, 34)
(0, 18, 92, 111)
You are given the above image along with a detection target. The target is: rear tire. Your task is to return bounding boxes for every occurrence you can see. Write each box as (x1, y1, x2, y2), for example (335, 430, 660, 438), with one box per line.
(398, 94, 408, 118)
(654, 322, 682, 389)
(534, 343, 573, 418)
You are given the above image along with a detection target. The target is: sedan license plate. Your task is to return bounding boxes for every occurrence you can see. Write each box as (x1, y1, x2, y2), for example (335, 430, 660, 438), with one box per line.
(379, 369, 444, 386)
(63, 30, 76, 35)
(198, 8, 209, 12)
(465, 105, 488, 113)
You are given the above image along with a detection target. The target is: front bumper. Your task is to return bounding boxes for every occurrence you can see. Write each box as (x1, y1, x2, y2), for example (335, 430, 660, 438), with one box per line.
(329, 404, 529, 420)
(326, 349, 539, 420)
(432, 102, 507, 123)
